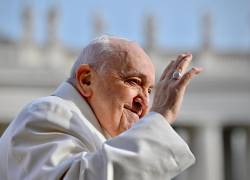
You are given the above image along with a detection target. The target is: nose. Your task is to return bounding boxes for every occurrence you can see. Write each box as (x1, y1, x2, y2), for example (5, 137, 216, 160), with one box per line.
(133, 91, 149, 117)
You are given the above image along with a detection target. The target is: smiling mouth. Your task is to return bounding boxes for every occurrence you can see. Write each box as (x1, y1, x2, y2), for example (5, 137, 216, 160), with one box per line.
(124, 105, 142, 118)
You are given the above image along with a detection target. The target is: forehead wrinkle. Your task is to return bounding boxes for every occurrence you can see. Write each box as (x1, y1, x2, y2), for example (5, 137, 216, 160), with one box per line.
(107, 39, 155, 85)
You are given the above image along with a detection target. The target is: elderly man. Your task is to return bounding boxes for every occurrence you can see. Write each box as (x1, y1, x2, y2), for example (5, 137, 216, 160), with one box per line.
(0, 35, 202, 180)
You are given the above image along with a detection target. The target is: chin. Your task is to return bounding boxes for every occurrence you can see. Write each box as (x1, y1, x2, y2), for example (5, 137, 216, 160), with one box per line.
(126, 116, 140, 129)
(125, 112, 139, 124)
(118, 111, 138, 133)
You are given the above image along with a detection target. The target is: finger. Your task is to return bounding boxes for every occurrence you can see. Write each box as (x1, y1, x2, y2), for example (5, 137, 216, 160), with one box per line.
(176, 53, 189, 62)
(175, 54, 192, 74)
(176, 67, 203, 90)
(165, 53, 191, 79)
(160, 60, 175, 80)
(173, 53, 190, 69)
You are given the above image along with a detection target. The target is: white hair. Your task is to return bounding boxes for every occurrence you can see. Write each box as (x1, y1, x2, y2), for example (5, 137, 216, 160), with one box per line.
(69, 35, 131, 79)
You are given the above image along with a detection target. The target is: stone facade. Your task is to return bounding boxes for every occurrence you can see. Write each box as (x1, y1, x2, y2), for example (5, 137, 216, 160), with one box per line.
(0, 6, 249, 180)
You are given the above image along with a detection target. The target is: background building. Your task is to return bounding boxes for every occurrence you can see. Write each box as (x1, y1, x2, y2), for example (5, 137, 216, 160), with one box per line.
(0, 1, 249, 180)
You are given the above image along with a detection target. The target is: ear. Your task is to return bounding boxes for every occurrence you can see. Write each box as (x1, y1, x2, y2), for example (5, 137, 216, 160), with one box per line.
(75, 64, 93, 98)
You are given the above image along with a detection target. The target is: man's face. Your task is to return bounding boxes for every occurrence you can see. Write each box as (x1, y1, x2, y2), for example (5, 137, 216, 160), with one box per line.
(89, 42, 155, 137)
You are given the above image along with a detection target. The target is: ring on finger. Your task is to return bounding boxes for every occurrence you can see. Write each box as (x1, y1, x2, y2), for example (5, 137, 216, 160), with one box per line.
(172, 70, 182, 80)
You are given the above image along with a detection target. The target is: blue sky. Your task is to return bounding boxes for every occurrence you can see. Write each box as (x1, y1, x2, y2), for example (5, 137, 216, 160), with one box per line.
(0, 0, 249, 50)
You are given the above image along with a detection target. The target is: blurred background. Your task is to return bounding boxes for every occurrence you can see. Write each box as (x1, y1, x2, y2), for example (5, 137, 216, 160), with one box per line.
(0, 0, 249, 180)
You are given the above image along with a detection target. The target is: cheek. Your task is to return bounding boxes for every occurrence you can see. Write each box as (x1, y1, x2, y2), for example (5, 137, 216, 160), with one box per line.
(117, 88, 138, 106)
(110, 87, 138, 119)
(97, 85, 140, 136)
(108, 83, 138, 100)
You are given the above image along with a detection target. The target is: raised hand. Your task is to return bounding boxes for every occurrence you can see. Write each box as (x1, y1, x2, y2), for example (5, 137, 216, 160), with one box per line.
(151, 53, 203, 124)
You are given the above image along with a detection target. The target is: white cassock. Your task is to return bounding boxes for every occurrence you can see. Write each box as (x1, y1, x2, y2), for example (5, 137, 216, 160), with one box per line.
(0, 82, 195, 180)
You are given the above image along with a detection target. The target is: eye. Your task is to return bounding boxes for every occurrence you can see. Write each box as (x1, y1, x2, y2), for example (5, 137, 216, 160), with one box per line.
(126, 78, 142, 86)
(148, 88, 152, 95)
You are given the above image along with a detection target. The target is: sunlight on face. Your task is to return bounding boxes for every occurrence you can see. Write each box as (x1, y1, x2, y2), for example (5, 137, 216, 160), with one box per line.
(89, 40, 155, 137)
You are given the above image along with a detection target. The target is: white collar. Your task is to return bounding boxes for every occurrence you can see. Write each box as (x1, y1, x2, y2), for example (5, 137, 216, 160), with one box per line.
(52, 81, 111, 140)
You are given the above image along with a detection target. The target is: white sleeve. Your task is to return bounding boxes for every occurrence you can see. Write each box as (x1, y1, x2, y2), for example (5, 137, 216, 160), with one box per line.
(8, 106, 195, 180)
(103, 112, 195, 180)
